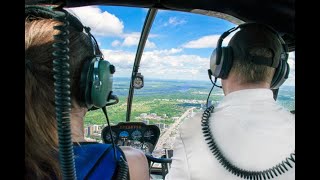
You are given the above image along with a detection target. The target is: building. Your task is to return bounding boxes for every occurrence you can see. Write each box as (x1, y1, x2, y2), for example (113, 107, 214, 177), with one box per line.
(93, 124, 99, 132)
(155, 123, 165, 130)
(142, 119, 149, 125)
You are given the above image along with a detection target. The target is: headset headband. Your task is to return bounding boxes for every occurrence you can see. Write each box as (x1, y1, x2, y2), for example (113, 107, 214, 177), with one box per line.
(25, 5, 84, 32)
(216, 23, 288, 67)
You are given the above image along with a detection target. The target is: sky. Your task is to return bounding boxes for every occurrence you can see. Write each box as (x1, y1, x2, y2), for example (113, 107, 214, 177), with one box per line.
(67, 5, 295, 86)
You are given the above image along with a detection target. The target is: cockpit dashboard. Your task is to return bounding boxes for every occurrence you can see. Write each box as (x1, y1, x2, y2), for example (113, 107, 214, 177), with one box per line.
(102, 122, 160, 154)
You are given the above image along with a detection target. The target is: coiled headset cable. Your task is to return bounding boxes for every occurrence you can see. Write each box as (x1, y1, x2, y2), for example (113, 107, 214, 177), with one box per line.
(52, 6, 77, 180)
(201, 105, 295, 179)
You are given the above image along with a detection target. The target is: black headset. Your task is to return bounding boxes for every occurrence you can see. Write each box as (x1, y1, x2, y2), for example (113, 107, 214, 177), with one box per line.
(209, 22, 290, 89)
(25, 5, 115, 109)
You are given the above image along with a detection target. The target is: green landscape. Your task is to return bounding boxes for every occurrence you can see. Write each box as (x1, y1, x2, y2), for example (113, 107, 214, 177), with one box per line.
(84, 78, 295, 127)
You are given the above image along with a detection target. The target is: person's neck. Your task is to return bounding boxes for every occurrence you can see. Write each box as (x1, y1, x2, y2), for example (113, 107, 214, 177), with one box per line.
(222, 75, 270, 95)
(70, 107, 86, 142)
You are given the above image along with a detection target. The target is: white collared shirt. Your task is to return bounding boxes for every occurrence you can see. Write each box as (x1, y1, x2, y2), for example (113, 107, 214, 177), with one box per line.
(165, 89, 295, 180)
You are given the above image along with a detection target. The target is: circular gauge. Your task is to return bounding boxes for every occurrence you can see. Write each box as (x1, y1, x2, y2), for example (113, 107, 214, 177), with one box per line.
(104, 130, 117, 143)
(143, 130, 155, 141)
(118, 131, 130, 146)
(119, 131, 129, 138)
(142, 142, 154, 154)
(131, 130, 142, 141)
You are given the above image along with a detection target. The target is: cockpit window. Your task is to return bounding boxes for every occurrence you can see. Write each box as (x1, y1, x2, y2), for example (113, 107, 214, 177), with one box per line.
(276, 51, 295, 111)
(80, 6, 295, 144)
(128, 10, 235, 153)
(73, 5, 148, 141)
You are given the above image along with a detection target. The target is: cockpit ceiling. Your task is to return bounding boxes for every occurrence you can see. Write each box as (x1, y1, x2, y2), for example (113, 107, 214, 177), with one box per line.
(28, 0, 295, 50)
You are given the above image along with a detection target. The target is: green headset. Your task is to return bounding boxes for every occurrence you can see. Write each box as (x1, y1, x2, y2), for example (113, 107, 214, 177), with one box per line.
(209, 22, 290, 89)
(25, 5, 115, 109)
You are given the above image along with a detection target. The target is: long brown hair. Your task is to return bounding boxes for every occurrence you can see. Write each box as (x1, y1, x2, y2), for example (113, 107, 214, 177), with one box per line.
(25, 17, 93, 179)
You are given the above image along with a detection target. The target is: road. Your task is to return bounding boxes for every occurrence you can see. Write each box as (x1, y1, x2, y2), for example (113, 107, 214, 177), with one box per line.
(154, 107, 195, 154)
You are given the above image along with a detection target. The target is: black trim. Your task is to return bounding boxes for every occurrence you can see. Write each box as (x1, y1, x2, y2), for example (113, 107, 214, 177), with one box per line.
(62, 0, 295, 37)
(73, 141, 100, 146)
(27, 1, 295, 49)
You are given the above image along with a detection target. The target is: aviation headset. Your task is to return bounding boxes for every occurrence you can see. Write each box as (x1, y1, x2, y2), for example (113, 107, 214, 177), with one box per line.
(25, 5, 115, 109)
(209, 22, 290, 89)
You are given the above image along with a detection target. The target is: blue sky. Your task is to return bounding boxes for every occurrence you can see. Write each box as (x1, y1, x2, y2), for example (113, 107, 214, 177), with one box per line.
(67, 5, 295, 86)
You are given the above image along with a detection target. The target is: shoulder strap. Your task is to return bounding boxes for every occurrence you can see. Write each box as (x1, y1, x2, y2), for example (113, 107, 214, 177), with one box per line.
(73, 143, 122, 180)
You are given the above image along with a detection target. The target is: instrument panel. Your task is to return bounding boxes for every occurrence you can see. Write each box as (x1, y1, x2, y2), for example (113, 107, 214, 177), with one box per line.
(101, 122, 160, 154)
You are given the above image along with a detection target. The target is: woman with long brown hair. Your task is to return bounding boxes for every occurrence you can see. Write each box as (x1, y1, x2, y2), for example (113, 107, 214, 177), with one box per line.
(25, 5, 149, 180)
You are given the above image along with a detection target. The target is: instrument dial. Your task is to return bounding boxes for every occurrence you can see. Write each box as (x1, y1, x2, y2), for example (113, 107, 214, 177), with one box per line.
(131, 130, 142, 141)
(104, 130, 117, 143)
(119, 131, 129, 138)
(144, 130, 155, 141)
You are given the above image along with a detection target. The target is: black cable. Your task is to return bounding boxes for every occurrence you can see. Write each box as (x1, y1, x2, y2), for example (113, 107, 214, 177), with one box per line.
(102, 107, 130, 180)
(102, 106, 117, 161)
(201, 105, 295, 179)
(206, 71, 222, 108)
(206, 84, 215, 108)
(52, 6, 76, 180)
(207, 69, 222, 88)
(211, 77, 222, 89)
(116, 156, 130, 180)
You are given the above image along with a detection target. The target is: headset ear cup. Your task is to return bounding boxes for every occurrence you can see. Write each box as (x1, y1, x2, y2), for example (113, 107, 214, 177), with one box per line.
(220, 47, 233, 79)
(79, 59, 95, 109)
(271, 61, 281, 89)
(211, 48, 226, 78)
(210, 49, 218, 76)
(271, 60, 289, 89)
(90, 59, 114, 108)
(214, 47, 233, 79)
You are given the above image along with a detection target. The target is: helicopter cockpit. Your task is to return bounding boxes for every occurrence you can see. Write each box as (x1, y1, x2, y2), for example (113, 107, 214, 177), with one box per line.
(25, 0, 295, 179)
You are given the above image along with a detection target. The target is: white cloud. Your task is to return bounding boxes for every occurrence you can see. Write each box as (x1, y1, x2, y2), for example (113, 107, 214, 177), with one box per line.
(164, 17, 187, 26)
(101, 49, 295, 84)
(101, 49, 209, 80)
(100, 48, 295, 84)
(66, 6, 124, 36)
(102, 49, 135, 70)
(111, 40, 121, 47)
(122, 36, 137, 46)
(146, 41, 156, 48)
(145, 48, 183, 55)
(112, 33, 156, 49)
(66, 6, 159, 48)
(183, 34, 234, 49)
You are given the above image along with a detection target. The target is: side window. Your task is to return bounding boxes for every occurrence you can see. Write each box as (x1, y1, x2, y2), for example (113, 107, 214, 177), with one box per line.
(276, 51, 295, 111)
